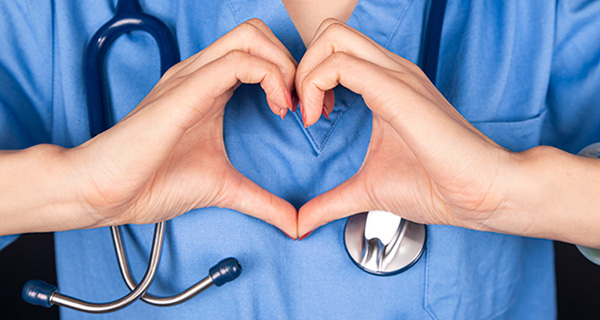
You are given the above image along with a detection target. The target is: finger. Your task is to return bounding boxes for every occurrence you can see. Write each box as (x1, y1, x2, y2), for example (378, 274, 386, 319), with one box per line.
(299, 52, 392, 126)
(296, 19, 404, 103)
(97, 51, 291, 181)
(301, 51, 505, 190)
(310, 18, 408, 65)
(297, 174, 373, 239)
(166, 19, 297, 96)
(176, 50, 292, 124)
(221, 172, 298, 239)
(244, 19, 297, 66)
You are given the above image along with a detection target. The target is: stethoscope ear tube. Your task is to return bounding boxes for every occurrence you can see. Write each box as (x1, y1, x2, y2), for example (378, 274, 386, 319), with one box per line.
(111, 225, 242, 306)
(22, 222, 244, 312)
(22, 222, 165, 313)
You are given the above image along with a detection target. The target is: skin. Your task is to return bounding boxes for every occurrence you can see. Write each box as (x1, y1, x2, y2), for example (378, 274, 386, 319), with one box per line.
(1, 3, 600, 249)
(282, 0, 358, 46)
(0, 19, 299, 238)
(293, 19, 600, 248)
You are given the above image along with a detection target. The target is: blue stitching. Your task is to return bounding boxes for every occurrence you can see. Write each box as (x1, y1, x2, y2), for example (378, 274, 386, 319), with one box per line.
(318, 94, 359, 150)
(384, 0, 415, 48)
(227, 0, 241, 25)
(291, 109, 322, 153)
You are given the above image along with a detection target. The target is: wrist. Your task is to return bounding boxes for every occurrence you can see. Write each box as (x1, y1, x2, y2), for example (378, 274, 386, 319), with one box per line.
(471, 146, 552, 236)
(0, 144, 100, 235)
(34, 144, 103, 230)
(477, 145, 600, 247)
(61, 145, 126, 229)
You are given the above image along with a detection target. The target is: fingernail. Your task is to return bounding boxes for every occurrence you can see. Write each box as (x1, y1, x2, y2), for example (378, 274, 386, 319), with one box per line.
(280, 107, 288, 120)
(322, 106, 330, 120)
(285, 88, 293, 110)
(298, 230, 314, 241)
(291, 90, 298, 112)
(300, 101, 307, 127)
(282, 231, 296, 240)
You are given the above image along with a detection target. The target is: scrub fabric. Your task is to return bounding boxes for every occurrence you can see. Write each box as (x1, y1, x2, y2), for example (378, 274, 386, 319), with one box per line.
(1, 0, 600, 319)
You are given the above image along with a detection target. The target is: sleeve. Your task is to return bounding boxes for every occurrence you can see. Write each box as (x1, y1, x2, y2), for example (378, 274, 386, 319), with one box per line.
(0, 2, 53, 249)
(542, 0, 600, 154)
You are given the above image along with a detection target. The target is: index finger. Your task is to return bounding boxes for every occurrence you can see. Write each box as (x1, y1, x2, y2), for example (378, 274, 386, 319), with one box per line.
(296, 19, 404, 99)
(165, 19, 298, 93)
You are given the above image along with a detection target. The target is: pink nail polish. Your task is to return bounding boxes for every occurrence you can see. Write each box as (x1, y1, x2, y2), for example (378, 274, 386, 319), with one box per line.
(285, 88, 293, 110)
(300, 101, 307, 126)
(280, 107, 288, 120)
(322, 106, 330, 120)
(298, 230, 314, 241)
(291, 90, 298, 112)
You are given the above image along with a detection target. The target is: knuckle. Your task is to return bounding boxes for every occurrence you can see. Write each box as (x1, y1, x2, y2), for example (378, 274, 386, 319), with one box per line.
(322, 18, 347, 36)
(281, 60, 296, 76)
(264, 69, 284, 93)
(320, 17, 344, 31)
(235, 20, 261, 37)
(158, 62, 184, 84)
(402, 58, 423, 74)
(223, 49, 247, 63)
(244, 18, 268, 30)
(300, 75, 313, 91)
(329, 51, 349, 64)
(161, 64, 178, 79)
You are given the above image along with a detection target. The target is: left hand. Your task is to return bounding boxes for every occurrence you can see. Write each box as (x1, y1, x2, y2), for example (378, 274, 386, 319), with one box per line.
(295, 19, 518, 238)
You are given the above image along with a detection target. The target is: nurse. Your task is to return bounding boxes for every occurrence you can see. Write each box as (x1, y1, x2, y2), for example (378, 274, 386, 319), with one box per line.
(1, 0, 600, 318)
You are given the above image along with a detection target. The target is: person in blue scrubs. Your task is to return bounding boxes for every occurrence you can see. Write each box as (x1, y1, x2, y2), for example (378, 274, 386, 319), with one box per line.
(1, 0, 600, 318)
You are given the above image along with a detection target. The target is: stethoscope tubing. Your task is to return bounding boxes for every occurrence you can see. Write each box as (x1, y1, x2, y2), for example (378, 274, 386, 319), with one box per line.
(50, 223, 165, 313)
(85, 0, 179, 137)
(111, 225, 216, 306)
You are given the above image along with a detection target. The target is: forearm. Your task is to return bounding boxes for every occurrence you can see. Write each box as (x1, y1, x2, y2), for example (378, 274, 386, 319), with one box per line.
(479, 146, 600, 248)
(0, 144, 96, 236)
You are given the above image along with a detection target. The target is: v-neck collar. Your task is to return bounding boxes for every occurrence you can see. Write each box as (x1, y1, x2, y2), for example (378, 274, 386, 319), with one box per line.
(227, 0, 414, 154)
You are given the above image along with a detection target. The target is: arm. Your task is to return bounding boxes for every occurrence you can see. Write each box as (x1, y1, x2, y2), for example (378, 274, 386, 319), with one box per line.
(0, 19, 299, 238)
(491, 146, 600, 248)
(0, 145, 89, 235)
(294, 19, 600, 248)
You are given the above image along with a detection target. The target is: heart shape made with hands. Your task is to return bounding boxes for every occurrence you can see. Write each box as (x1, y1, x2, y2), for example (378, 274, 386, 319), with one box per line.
(293, 19, 508, 239)
(84, 18, 507, 242)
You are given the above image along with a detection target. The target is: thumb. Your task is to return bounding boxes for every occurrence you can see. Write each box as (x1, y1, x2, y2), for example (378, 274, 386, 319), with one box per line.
(297, 174, 373, 239)
(222, 173, 298, 239)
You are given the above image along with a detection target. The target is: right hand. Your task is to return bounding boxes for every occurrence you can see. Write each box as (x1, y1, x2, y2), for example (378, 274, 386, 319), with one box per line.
(66, 19, 299, 238)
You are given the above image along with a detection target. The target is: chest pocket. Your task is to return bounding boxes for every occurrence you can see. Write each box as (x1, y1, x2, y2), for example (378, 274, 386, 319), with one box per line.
(424, 111, 546, 319)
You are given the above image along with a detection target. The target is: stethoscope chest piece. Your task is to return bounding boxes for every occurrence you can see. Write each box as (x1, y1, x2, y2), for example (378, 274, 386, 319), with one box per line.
(344, 211, 426, 276)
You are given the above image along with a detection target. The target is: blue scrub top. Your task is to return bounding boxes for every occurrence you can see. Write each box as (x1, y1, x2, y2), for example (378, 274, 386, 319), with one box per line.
(2, 1, 600, 319)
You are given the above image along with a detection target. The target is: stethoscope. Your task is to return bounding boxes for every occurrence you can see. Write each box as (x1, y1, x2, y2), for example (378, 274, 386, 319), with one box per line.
(21, 0, 448, 313)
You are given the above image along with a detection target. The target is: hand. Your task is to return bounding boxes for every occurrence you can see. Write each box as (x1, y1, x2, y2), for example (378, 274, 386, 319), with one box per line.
(66, 19, 299, 238)
(295, 19, 516, 238)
